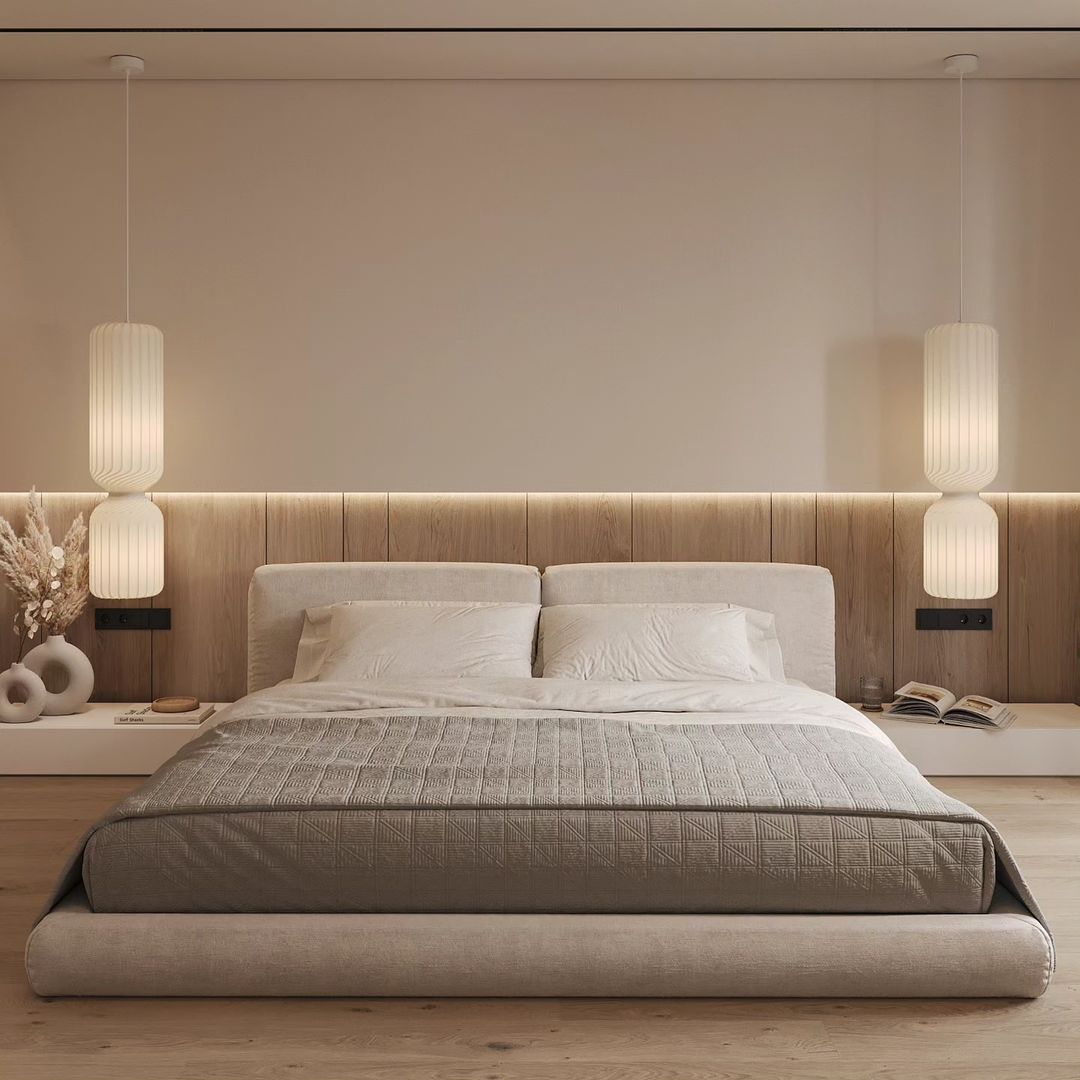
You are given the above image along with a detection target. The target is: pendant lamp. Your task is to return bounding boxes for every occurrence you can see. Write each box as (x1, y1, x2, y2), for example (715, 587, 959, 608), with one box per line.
(88, 55, 165, 599)
(923, 54, 999, 600)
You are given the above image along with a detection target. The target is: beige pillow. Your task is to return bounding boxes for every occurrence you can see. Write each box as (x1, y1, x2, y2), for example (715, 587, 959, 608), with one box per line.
(311, 600, 539, 681)
(540, 603, 756, 682)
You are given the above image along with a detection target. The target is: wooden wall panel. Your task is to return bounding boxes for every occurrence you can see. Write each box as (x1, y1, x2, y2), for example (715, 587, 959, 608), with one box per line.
(1009, 494, 1080, 703)
(893, 493, 1009, 701)
(527, 494, 632, 571)
(40, 492, 152, 702)
(633, 494, 770, 562)
(152, 494, 266, 701)
(771, 493, 817, 564)
(389, 494, 527, 563)
(0, 492, 37, 672)
(817, 494, 894, 701)
(344, 494, 389, 561)
(267, 493, 343, 563)
(10, 490, 1080, 704)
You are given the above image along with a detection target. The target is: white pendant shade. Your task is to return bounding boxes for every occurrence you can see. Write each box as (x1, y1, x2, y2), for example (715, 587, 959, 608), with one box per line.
(87, 61, 166, 600)
(923, 493, 998, 600)
(921, 59, 1001, 601)
(924, 322, 999, 492)
(89, 493, 164, 599)
(89, 322, 164, 492)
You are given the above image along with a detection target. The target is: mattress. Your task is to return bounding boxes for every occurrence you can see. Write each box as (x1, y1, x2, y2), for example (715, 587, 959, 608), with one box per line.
(53, 679, 1043, 922)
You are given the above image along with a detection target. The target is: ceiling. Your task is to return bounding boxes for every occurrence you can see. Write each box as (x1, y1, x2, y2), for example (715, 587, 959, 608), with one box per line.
(2, 2, 1078, 80)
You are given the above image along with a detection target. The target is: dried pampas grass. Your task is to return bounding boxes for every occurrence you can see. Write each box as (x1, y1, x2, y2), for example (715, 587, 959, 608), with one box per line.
(0, 490, 89, 659)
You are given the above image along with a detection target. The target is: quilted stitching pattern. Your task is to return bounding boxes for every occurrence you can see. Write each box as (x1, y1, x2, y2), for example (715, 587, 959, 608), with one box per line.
(81, 715, 1002, 915)
(86, 807, 992, 914)
(118, 715, 970, 814)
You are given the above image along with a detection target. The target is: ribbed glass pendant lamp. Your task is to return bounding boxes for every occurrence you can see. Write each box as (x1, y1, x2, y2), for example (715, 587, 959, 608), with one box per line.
(88, 55, 165, 599)
(923, 54, 999, 600)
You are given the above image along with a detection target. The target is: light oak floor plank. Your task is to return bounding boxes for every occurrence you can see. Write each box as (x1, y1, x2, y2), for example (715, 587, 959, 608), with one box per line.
(0, 776, 1074, 1079)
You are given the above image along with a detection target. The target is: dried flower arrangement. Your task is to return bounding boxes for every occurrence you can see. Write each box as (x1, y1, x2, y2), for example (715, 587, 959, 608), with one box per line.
(0, 491, 89, 660)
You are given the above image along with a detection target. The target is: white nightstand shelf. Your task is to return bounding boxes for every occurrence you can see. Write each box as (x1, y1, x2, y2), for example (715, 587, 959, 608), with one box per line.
(864, 702, 1080, 776)
(0, 703, 227, 775)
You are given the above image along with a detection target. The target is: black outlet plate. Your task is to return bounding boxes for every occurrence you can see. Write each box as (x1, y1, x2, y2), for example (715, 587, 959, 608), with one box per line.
(95, 608, 171, 631)
(916, 608, 992, 631)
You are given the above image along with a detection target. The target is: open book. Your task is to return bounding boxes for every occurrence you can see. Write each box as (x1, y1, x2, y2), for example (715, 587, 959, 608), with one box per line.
(890, 682, 1017, 729)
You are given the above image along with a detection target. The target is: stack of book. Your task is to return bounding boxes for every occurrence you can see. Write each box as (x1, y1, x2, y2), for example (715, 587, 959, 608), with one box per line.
(114, 704, 217, 726)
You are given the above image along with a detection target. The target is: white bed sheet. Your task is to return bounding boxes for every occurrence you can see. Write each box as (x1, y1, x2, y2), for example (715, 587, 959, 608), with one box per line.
(214, 678, 893, 748)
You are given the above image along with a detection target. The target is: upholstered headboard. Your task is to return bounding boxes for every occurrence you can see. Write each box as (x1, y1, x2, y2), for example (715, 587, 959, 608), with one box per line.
(542, 562, 836, 694)
(248, 559, 835, 696)
(247, 561, 542, 692)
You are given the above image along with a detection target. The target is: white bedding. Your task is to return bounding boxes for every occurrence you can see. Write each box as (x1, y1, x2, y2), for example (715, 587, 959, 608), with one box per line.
(538, 604, 756, 682)
(316, 601, 539, 681)
(214, 677, 893, 747)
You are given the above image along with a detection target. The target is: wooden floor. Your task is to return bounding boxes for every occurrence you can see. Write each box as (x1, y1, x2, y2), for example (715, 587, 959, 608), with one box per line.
(1, 776, 1077, 1080)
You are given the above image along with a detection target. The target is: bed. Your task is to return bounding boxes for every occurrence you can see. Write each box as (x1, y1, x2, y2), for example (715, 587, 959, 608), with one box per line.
(26, 561, 1054, 997)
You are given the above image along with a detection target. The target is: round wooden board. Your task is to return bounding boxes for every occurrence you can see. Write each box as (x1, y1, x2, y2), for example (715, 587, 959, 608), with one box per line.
(151, 695, 200, 714)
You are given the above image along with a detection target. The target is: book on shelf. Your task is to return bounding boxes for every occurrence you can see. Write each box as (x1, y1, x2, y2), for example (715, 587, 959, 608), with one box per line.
(889, 682, 1016, 729)
(114, 704, 216, 726)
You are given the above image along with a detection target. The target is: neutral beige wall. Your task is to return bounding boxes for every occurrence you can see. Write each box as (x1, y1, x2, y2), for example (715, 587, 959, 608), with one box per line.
(1, 79, 1077, 492)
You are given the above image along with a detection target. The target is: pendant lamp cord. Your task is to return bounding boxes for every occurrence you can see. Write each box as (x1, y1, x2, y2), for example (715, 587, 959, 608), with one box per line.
(124, 68, 131, 323)
(958, 71, 964, 323)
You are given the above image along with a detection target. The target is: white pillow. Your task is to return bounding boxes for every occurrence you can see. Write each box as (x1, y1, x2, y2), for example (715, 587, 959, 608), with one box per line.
(293, 601, 540, 682)
(535, 602, 786, 683)
(291, 604, 335, 682)
(736, 605, 787, 683)
(539, 603, 757, 682)
(314, 600, 539, 681)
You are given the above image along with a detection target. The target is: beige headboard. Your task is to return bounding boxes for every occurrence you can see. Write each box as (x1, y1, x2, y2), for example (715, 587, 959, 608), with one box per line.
(247, 561, 541, 692)
(246, 559, 834, 696)
(542, 562, 836, 695)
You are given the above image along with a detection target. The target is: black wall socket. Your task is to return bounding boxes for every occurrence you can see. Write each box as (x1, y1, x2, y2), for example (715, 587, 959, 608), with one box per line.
(95, 608, 171, 631)
(915, 608, 992, 631)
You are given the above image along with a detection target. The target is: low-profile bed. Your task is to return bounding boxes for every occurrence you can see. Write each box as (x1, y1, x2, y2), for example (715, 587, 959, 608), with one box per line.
(26, 561, 1054, 998)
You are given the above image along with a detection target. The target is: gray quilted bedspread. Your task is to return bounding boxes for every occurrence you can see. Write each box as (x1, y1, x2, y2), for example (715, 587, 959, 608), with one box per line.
(69, 714, 1040, 917)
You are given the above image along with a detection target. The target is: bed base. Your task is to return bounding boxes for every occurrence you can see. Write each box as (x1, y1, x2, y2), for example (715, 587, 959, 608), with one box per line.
(27, 888, 1052, 999)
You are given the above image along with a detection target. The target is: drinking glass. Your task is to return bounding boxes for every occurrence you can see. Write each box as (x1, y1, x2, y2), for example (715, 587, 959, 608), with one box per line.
(859, 675, 885, 712)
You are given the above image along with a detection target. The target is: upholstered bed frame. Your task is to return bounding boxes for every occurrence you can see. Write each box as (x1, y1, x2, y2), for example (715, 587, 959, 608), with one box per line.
(26, 561, 1054, 998)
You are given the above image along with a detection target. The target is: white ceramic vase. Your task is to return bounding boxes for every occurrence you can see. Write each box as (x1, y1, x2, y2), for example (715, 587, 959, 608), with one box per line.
(23, 634, 95, 715)
(0, 662, 48, 724)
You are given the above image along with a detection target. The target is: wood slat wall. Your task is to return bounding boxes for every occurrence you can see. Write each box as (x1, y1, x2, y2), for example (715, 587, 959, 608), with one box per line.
(389, 494, 527, 563)
(151, 494, 266, 702)
(816, 494, 894, 702)
(267, 494, 344, 564)
(527, 494, 632, 570)
(771, 493, 817, 564)
(1, 492, 1077, 704)
(633, 494, 771, 562)
(1009, 494, 1080, 703)
(344, 494, 389, 561)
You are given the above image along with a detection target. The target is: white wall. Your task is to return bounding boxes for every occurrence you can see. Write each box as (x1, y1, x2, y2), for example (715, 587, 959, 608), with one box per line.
(1, 78, 1077, 492)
